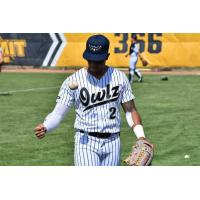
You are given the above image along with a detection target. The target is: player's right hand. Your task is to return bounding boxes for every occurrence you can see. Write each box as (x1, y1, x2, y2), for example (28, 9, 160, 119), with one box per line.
(34, 124, 47, 139)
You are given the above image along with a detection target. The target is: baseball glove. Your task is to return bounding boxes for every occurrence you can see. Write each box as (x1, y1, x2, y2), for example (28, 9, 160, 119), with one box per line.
(140, 57, 148, 66)
(123, 139, 154, 166)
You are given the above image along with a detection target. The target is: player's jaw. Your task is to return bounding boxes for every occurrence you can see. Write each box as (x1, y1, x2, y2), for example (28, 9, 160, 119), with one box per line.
(87, 60, 108, 76)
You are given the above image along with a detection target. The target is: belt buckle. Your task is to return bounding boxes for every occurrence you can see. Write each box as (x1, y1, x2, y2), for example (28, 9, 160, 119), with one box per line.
(107, 133, 111, 138)
(97, 132, 101, 138)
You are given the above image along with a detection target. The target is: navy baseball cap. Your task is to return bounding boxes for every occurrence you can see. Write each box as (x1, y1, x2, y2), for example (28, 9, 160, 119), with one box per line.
(83, 34, 110, 61)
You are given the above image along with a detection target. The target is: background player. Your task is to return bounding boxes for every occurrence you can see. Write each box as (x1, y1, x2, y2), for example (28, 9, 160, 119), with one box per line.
(125, 34, 143, 83)
(34, 34, 152, 166)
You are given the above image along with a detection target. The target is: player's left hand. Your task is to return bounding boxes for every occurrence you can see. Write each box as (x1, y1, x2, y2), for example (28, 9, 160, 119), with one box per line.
(123, 138, 154, 166)
(34, 124, 47, 139)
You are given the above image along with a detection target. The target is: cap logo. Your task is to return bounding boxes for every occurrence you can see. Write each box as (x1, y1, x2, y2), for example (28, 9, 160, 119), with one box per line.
(88, 44, 102, 52)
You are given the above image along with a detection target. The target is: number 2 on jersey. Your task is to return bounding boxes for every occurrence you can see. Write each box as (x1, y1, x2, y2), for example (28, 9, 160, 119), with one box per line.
(109, 107, 117, 119)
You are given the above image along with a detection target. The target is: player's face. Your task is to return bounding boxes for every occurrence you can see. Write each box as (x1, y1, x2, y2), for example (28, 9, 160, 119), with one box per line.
(87, 60, 106, 73)
(132, 38, 136, 43)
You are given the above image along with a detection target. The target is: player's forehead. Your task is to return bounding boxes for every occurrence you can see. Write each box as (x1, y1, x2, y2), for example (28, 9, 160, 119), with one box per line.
(88, 60, 105, 64)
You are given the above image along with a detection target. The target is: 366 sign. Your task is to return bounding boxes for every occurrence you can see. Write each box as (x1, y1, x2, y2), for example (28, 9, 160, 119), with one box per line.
(114, 33, 162, 54)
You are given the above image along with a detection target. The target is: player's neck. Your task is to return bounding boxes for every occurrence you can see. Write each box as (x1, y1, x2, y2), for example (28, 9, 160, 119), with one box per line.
(87, 65, 109, 80)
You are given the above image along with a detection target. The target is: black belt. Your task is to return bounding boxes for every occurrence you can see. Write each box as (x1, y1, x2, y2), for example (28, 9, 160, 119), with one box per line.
(79, 130, 120, 139)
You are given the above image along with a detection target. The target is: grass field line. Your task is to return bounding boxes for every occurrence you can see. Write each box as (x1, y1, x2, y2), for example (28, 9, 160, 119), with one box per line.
(0, 86, 60, 94)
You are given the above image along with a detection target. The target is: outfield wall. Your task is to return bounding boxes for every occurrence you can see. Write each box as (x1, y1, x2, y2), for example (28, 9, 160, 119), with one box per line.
(1, 33, 200, 67)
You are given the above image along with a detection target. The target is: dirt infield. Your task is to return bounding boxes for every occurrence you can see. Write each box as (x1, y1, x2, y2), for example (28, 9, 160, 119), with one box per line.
(1, 66, 200, 75)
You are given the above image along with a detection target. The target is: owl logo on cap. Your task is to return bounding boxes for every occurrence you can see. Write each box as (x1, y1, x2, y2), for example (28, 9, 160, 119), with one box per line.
(88, 44, 102, 52)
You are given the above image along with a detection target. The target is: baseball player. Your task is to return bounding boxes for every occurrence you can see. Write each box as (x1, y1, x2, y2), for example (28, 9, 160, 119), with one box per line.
(125, 34, 143, 83)
(34, 34, 151, 166)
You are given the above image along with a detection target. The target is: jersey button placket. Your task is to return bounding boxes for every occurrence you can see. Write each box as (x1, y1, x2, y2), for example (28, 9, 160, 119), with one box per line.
(95, 79, 99, 132)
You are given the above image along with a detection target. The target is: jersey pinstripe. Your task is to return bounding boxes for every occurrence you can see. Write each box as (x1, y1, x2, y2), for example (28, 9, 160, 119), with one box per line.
(56, 67, 135, 133)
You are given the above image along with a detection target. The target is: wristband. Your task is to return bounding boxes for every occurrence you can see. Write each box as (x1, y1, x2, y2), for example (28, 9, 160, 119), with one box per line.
(133, 124, 145, 139)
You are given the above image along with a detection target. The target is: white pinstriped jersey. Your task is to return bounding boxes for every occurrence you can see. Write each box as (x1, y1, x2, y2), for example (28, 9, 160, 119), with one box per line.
(56, 67, 135, 133)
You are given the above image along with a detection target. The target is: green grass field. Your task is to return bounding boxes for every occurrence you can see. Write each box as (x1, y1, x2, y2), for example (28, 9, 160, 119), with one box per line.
(0, 72, 199, 165)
